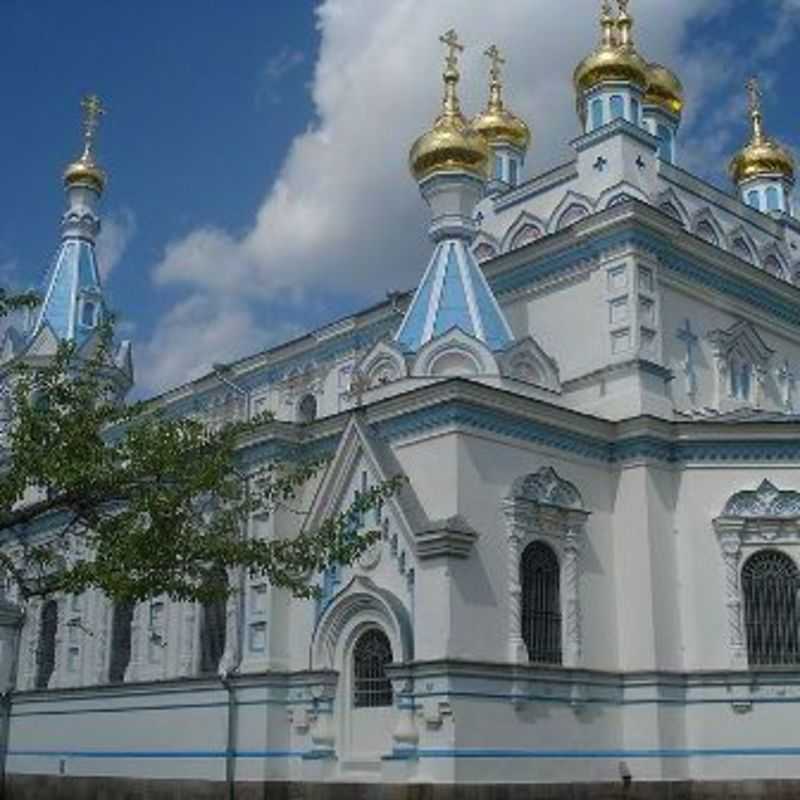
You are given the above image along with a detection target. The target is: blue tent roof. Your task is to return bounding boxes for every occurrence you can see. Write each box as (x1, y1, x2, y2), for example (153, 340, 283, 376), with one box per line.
(31, 237, 106, 347)
(395, 239, 513, 353)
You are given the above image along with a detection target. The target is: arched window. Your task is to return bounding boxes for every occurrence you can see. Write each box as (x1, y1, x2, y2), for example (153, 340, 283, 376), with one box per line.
(509, 158, 519, 187)
(494, 154, 504, 181)
(352, 628, 393, 708)
(81, 301, 97, 328)
(35, 600, 58, 690)
(610, 95, 625, 120)
(510, 224, 541, 251)
(766, 186, 781, 212)
(746, 190, 761, 210)
(742, 550, 800, 666)
(591, 98, 604, 130)
(108, 600, 135, 684)
(298, 393, 318, 424)
(520, 542, 562, 664)
(199, 571, 228, 675)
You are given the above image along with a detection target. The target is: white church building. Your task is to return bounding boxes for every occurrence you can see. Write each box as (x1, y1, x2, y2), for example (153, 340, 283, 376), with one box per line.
(3, 2, 800, 797)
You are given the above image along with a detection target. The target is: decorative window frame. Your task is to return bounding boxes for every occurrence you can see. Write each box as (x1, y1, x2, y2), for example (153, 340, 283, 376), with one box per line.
(503, 467, 590, 667)
(708, 320, 773, 412)
(713, 480, 800, 670)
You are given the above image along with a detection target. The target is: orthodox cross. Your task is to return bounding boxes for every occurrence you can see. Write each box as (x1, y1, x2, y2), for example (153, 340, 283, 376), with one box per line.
(484, 44, 505, 84)
(676, 319, 699, 402)
(746, 77, 764, 140)
(778, 359, 796, 412)
(617, 0, 629, 15)
(80, 94, 105, 161)
(347, 367, 371, 408)
(440, 29, 464, 71)
(746, 76, 762, 115)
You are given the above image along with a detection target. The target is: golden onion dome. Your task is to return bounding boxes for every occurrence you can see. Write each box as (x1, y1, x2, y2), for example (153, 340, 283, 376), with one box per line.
(409, 32, 490, 182)
(472, 45, 531, 152)
(64, 94, 107, 193)
(729, 78, 795, 185)
(645, 63, 684, 116)
(574, 0, 648, 94)
(64, 156, 106, 193)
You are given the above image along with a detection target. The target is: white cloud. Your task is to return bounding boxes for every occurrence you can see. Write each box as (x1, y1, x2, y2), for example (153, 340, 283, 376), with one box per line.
(96, 208, 136, 281)
(154, 0, 723, 305)
(135, 293, 301, 396)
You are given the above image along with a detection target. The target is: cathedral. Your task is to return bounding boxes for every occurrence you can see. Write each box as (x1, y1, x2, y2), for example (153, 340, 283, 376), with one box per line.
(3, 1, 800, 797)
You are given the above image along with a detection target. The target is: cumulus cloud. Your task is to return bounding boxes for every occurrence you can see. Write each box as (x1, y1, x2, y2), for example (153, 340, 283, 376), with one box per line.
(136, 293, 301, 396)
(154, 0, 723, 303)
(96, 208, 137, 281)
(143, 0, 763, 394)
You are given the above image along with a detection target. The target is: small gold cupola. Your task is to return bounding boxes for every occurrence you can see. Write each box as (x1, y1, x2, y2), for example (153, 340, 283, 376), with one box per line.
(409, 30, 490, 183)
(63, 94, 107, 194)
(472, 45, 531, 153)
(645, 63, 684, 116)
(573, 0, 648, 97)
(730, 78, 794, 187)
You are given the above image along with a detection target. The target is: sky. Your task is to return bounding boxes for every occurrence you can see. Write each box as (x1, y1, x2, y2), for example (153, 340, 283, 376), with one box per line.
(2, 0, 800, 398)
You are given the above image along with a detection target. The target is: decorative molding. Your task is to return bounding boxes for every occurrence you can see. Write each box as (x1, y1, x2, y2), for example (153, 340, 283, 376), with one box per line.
(714, 479, 800, 672)
(503, 467, 589, 671)
(415, 517, 479, 560)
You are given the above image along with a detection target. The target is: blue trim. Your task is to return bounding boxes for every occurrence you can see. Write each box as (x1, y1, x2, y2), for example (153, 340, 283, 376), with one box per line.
(416, 747, 800, 760)
(7, 749, 304, 759)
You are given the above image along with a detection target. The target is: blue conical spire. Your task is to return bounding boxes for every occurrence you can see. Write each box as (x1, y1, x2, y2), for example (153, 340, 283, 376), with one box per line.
(396, 239, 512, 352)
(31, 95, 108, 347)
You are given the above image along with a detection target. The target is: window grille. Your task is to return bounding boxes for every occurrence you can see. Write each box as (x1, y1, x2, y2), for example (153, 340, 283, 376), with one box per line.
(352, 629, 393, 708)
(108, 600, 135, 684)
(743, 550, 800, 667)
(35, 600, 58, 689)
(199, 572, 228, 675)
(521, 541, 562, 665)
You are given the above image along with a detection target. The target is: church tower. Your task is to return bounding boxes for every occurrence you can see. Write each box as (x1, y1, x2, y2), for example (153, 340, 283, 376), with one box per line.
(395, 31, 513, 354)
(0, 96, 132, 396)
(31, 95, 110, 346)
(730, 77, 795, 216)
(573, 0, 649, 134)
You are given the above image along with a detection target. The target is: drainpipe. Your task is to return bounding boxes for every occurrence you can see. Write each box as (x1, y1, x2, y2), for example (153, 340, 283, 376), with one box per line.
(220, 668, 237, 800)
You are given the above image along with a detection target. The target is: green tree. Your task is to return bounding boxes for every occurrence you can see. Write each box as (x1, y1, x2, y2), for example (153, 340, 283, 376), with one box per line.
(0, 318, 401, 604)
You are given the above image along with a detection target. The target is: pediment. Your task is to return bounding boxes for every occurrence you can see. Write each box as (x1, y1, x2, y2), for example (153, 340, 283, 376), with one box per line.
(410, 328, 499, 378)
(654, 188, 690, 228)
(498, 336, 561, 392)
(708, 319, 773, 366)
(502, 211, 546, 253)
(547, 191, 594, 234)
(355, 339, 408, 391)
(721, 480, 800, 519)
(24, 323, 60, 359)
(304, 415, 427, 556)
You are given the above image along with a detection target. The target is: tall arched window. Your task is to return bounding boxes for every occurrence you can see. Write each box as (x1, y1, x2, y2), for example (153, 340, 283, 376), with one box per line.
(108, 601, 135, 684)
(656, 124, 674, 164)
(199, 571, 228, 675)
(35, 600, 58, 690)
(521, 542, 562, 664)
(352, 629, 393, 708)
(742, 550, 800, 667)
(610, 95, 625, 120)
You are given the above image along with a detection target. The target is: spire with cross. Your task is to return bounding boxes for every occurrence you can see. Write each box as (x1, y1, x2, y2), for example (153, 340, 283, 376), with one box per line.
(745, 77, 764, 142)
(79, 94, 106, 163)
(439, 29, 464, 117)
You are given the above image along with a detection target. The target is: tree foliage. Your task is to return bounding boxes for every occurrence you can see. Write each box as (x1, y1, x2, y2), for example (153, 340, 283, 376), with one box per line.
(0, 320, 401, 604)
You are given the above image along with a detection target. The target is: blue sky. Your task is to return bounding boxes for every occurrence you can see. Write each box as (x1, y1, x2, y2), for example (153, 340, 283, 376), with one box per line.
(2, 1, 799, 396)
